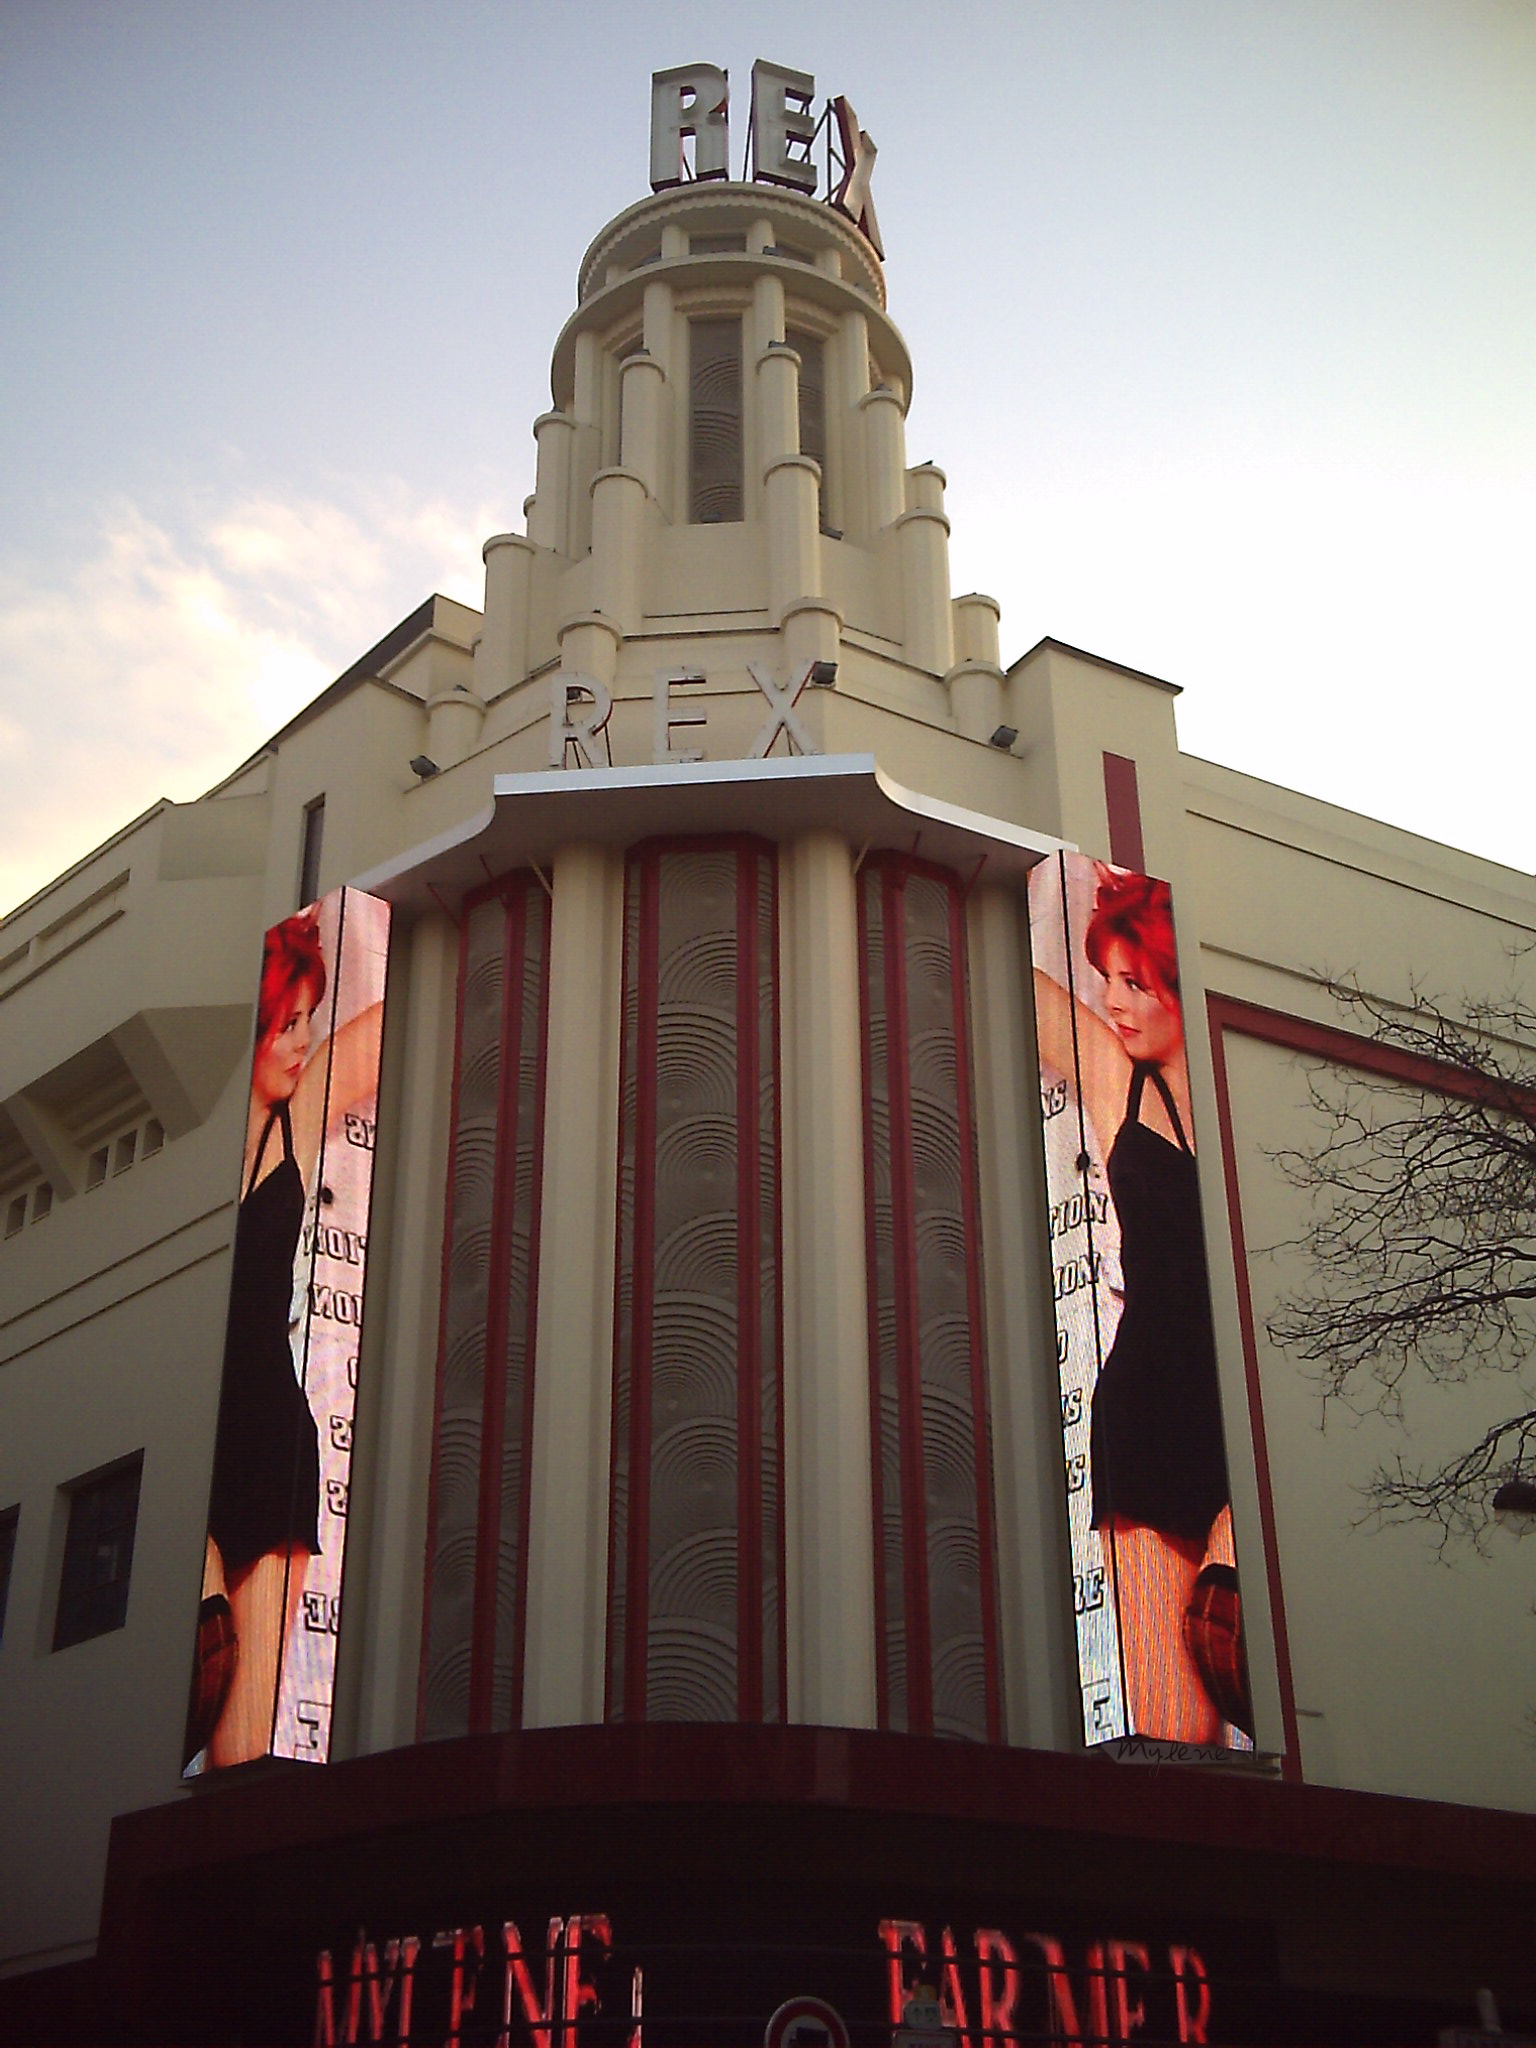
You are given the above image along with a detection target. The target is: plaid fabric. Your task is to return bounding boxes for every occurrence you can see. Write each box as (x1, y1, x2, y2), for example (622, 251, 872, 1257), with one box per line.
(1183, 1563, 1254, 1739)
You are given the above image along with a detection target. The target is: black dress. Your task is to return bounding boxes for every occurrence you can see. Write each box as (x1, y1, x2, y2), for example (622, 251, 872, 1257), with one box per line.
(206, 1100, 321, 1574)
(1089, 1062, 1230, 1542)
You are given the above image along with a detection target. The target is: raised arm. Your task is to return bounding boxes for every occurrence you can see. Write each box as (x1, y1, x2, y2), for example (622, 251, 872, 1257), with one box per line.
(289, 1000, 384, 1191)
(1032, 965, 1130, 1161)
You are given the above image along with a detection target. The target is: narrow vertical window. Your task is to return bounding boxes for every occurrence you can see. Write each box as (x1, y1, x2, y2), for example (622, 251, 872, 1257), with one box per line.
(299, 797, 326, 909)
(608, 839, 784, 1723)
(788, 328, 829, 531)
(858, 856, 1003, 1742)
(0, 1505, 18, 1648)
(53, 1454, 143, 1650)
(689, 318, 744, 524)
(420, 873, 551, 1739)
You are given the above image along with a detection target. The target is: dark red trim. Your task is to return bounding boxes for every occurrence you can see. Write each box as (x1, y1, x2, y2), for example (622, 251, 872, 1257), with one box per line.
(469, 883, 528, 1731)
(736, 846, 764, 1724)
(948, 885, 1004, 1746)
(768, 849, 788, 1724)
(1203, 996, 1311, 1784)
(103, 1722, 1536, 1901)
(884, 864, 935, 1736)
(623, 851, 662, 1723)
(416, 901, 474, 1741)
(509, 886, 553, 1731)
(856, 864, 892, 1732)
(1102, 753, 1145, 873)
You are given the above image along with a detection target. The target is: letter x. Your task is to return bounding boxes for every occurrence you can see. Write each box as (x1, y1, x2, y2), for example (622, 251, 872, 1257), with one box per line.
(748, 661, 818, 758)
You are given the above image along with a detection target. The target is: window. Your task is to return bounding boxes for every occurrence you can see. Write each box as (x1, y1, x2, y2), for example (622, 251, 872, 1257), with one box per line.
(299, 796, 326, 909)
(689, 318, 743, 524)
(4, 1196, 22, 1239)
(858, 856, 1003, 1742)
(112, 1130, 137, 1176)
(787, 328, 829, 532)
(32, 1180, 53, 1220)
(142, 1119, 164, 1159)
(607, 840, 784, 1723)
(53, 1454, 143, 1650)
(690, 233, 746, 255)
(0, 1506, 17, 1648)
(86, 1146, 108, 1190)
(420, 873, 552, 1739)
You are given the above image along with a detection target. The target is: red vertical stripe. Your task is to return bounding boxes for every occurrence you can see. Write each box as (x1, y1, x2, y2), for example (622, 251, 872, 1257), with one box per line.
(417, 899, 473, 1740)
(509, 886, 553, 1730)
(856, 866, 893, 1732)
(1102, 753, 1145, 874)
(624, 852, 662, 1724)
(949, 886, 1004, 1744)
(767, 850, 788, 1724)
(884, 866, 933, 1735)
(736, 848, 762, 1723)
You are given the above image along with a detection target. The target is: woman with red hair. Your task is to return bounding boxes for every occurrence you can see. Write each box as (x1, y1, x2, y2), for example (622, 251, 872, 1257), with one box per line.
(189, 906, 381, 1769)
(1034, 866, 1247, 1745)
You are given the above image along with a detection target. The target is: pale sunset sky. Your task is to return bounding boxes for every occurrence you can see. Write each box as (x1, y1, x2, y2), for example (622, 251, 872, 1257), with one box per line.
(1, 0, 1532, 913)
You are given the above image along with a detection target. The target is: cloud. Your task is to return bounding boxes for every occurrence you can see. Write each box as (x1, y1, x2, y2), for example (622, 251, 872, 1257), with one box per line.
(0, 484, 497, 915)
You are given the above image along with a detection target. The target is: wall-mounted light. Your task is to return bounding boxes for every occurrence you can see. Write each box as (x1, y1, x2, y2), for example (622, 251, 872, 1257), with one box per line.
(409, 756, 440, 780)
(806, 660, 838, 688)
(989, 725, 1018, 750)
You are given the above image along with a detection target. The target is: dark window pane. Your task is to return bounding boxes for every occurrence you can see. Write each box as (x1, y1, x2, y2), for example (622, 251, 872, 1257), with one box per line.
(689, 319, 743, 524)
(299, 798, 326, 908)
(53, 1456, 142, 1651)
(0, 1506, 18, 1649)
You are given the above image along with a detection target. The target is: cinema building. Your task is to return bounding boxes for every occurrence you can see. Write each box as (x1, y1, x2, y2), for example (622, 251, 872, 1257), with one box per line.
(2, 65, 1535, 2048)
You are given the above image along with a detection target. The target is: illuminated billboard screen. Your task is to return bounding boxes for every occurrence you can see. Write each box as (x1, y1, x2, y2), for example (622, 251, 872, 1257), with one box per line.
(1028, 851, 1252, 1751)
(184, 885, 390, 1773)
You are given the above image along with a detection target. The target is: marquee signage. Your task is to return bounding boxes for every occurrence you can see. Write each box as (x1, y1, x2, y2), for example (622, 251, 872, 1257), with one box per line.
(183, 886, 390, 1776)
(313, 1910, 1222, 2047)
(1027, 852, 1252, 1754)
(549, 661, 828, 770)
(649, 61, 882, 252)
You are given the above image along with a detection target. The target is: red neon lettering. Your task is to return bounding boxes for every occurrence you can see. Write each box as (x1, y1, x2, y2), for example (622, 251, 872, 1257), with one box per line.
(628, 1964, 644, 2048)
(1169, 1946, 1211, 2045)
(563, 1915, 610, 2048)
(939, 1928, 974, 2048)
(314, 1948, 336, 2048)
(1106, 1942, 1149, 2042)
(1084, 1943, 1110, 2048)
(878, 1919, 928, 2026)
(974, 1929, 1019, 2048)
(1021, 1934, 1081, 2047)
(501, 1917, 564, 2048)
(435, 1926, 485, 2048)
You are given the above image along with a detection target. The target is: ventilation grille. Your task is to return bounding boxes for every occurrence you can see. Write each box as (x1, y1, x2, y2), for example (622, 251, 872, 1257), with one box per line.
(609, 842, 783, 1725)
(689, 318, 744, 525)
(859, 857, 1001, 1744)
(421, 878, 550, 1741)
(788, 328, 828, 531)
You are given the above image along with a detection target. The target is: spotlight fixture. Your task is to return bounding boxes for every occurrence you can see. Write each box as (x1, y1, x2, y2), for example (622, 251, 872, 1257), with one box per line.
(807, 660, 838, 688)
(989, 724, 1019, 750)
(409, 755, 440, 780)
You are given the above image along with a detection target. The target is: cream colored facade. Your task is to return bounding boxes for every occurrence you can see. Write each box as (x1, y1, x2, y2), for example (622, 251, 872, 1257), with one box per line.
(2, 169, 1535, 1992)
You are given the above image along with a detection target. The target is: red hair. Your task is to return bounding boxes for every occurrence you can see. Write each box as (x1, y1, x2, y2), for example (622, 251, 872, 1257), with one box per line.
(1084, 867, 1180, 1005)
(258, 910, 327, 1044)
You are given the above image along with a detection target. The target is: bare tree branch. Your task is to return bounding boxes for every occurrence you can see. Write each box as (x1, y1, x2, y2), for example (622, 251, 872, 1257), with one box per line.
(1264, 975, 1536, 1536)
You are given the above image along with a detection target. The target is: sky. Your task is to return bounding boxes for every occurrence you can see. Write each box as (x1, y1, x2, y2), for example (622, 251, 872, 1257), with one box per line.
(2, 0, 1532, 916)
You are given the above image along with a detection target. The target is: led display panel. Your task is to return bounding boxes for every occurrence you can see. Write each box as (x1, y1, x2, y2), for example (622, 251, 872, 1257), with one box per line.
(184, 885, 390, 1773)
(1028, 851, 1252, 1751)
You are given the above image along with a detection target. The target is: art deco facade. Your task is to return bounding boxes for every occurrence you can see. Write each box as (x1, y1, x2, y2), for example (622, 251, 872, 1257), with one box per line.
(2, 103, 1535, 2047)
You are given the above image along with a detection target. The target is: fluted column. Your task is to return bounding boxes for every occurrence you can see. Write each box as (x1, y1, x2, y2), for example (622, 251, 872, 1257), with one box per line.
(965, 881, 1075, 1749)
(521, 842, 626, 1728)
(837, 308, 871, 541)
(947, 590, 1007, 742)
(780, 829, 877, 1727)
(474, 532, 535, 701)
(897, 461, 954, 676)
(528, 411, 577, 554)
(860, 384, 905, 531)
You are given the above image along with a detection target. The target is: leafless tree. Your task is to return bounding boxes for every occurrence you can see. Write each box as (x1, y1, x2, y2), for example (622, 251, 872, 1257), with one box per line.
(1265, 976, 1536, 1550)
